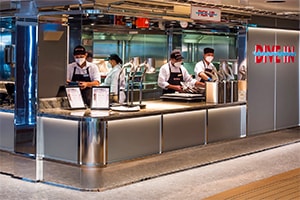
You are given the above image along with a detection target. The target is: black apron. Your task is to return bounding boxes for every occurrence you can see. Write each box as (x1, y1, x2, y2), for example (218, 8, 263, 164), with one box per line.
(200, 60, 213, 83)
(71, 67, 92, 106)
(163, 63, 183, 94)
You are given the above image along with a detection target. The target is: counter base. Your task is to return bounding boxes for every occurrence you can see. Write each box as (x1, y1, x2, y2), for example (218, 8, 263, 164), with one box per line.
(38, 127, 300, 191)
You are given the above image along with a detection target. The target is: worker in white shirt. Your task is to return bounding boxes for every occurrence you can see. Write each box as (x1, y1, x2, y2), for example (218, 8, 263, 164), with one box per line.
(158, 49, 204, 94)
(194, 47, 216, 82)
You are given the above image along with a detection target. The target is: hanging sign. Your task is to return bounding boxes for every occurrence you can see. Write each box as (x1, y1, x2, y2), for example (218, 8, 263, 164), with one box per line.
(190, 6, 221, 22)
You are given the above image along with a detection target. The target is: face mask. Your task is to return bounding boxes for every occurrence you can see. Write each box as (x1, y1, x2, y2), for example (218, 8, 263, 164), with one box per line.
(174, 62, 182, 68)
(205, 56, 214, 63)
(75, 58, 85, 66)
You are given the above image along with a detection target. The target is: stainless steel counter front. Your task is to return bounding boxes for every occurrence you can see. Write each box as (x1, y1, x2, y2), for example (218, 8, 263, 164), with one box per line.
(38, 100, 246, 166)
(1, 100, 246, 190)
(0, 111, 14, 152)
(0, 110, 14, 176)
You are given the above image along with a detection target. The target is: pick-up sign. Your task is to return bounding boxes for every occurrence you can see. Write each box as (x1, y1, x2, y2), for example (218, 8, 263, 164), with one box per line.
(190, 6, 221, 22)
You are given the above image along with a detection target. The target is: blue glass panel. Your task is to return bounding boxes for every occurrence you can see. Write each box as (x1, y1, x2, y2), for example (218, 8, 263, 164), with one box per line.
(14, 24, 37, 127)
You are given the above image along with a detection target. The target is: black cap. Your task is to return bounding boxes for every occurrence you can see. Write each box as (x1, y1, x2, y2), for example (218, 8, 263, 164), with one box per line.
(73, 45, 86, 55)
(106, 54, 123, 64)
(204, 47, 214, 54)
(170, 49, 184, 61)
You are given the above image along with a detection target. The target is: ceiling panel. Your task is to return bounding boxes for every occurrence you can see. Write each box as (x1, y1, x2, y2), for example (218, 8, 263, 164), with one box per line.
(211, 0, 299, 13)
(0, 0, 299, 21)
(0, 0, 299, 13)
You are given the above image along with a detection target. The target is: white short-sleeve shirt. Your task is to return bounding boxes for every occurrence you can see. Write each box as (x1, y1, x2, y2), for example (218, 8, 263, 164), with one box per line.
(67, 61, 101, 83)
(194, 60, 215, 82)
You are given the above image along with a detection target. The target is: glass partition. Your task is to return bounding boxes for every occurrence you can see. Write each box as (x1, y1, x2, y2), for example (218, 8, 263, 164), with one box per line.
(0, 17, 14, 81)
(0, 17, 15, 107)
(182, 32, 237, 75)
(93, 32, 168, 68)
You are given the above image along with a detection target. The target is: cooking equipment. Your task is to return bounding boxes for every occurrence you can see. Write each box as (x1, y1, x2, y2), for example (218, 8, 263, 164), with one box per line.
(160, 93, 205, 101)
(146, 58, 155, 68)
(206, 81, 226, 103)
(132, 57, 140, 71)
(226, 80, 238, 103)
(180, 82, 205, 94)
(145, 58, 156, 73)
(160, 82, 205, 101)
(206, 80, 238, 103)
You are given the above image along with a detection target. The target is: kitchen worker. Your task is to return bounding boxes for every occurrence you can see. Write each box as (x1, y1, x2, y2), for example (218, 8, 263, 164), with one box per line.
(101, 54, 126, 103)
(86, 51, 93, 62)
(194, 47, 216, 82)
(158, 49, 204, 94)
(66, 45, 100, 106)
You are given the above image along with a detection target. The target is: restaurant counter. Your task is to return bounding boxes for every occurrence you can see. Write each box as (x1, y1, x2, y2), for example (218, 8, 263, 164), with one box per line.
(0, 98, 246, 189)
(37, 98, 246, 166)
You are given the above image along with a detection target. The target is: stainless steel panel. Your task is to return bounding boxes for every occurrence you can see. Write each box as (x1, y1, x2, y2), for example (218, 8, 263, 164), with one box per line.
(218, 81, 226, 103)
(247, 27, 299, 134)
(226, 81, 238, 103)
(0, 150, 14, 175)
(276, 30, 299, 129)
(206, 81, 226, 103)
(206, 82, 218, 103)
(0, 112, 14, 151)
(241, 105, 247, 137)
(207, 106, 243, 143)
(80, 118, 106, 166)
(12, 154, 37, 181)
(38, 23, 68, 98)
(163, 110, 206, 152)
(247, 28, 275, 135)
(42, 159, 82, 189)
(42, 117, 79, 163)
(107, 115, 160, 163)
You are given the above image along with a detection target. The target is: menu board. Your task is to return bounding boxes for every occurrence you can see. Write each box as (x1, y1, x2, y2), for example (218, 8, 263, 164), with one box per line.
(91, 86, 110, 110)
(65, 86, 86, 109)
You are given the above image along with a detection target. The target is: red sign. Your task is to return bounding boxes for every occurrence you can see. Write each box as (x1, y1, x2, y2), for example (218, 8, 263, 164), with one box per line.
(253, 45, 296, 64)
(136, 18, 149, 28)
